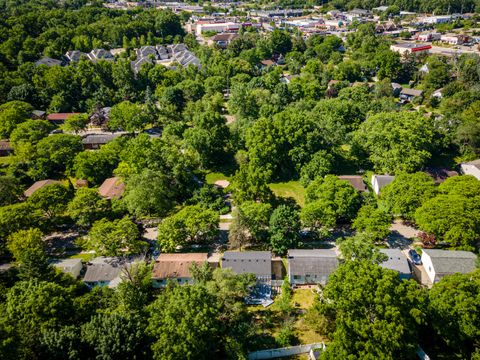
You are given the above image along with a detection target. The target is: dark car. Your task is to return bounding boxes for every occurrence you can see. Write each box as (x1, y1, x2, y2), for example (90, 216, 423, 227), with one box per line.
(408, 249, 422, 265)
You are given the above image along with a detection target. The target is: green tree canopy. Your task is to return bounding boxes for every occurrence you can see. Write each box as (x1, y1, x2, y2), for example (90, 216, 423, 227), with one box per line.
(27, 183, 72, 220)
(314, 261, 426, 359)
(147, 285, 221, 360)
(86, 217, 143, 256)
(67, 188, 111, 228)
(380, 172, 437, 220)
(428, 269, 480, 358)
(157, 205, 219, 252)
(0, 100, 33, 138)
(352, 204, 391, 241)
(269, 205, 301, 256)
(354, 112, 437, 173)
(123, 169, 175, 217)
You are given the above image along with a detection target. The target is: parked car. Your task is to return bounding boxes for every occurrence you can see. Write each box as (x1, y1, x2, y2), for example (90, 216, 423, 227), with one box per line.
(408, 249, 422, 265)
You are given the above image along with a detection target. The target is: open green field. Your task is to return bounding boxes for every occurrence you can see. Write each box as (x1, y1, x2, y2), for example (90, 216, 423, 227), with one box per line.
(269, 181, 306, 207)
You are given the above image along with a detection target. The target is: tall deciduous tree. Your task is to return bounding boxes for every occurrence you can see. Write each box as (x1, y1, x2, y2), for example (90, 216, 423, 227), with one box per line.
(87, 217, 143, 256)
(314, 261, 426, 359)
(380, 172, 437, 220)
(147, 285, 221, 360)
(68, 188, 111, 228)
(428, 269, 480, 358)
(352, 204, 392, 241)
(157, 205, 219, 252)
(354, 111, 437, 173)
(269, 205, 300, 255)
(0, 100, 33, 138)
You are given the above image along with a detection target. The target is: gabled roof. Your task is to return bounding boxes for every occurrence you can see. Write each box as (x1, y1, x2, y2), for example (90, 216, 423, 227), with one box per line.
(83, 257, 126, 283)
(35, 57, 62, 67)
(423, 249, 477, 276)
(287, 249, 338, 277)
(338, 175, 367, 192)
(463, 159, 480, 168)
(152, 253, 209, 279)
(98, 177, 125, 199)
(24, 179, 61, 197)
(47, 113, 81, 121)
(379, 249, 410, 274)
(222, 251, 271, 277)
(82, 133, 122, 145)
(371, 175, 395, 190)
(400, 88, 423, 97)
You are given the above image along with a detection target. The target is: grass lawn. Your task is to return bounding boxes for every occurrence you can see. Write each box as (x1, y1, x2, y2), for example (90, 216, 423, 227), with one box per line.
(247, 288, 324, 351)
(68, 252, 94, 262)
(205, 171, 231, 185)
(269, 181, 305, 207)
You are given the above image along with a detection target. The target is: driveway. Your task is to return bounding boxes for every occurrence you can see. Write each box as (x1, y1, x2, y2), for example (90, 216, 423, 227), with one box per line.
(387, 220, 419, 249)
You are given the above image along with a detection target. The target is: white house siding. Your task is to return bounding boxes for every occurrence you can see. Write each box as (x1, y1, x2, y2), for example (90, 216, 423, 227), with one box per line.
(421, 252, 436, 284)
(461, 164, 480, 180)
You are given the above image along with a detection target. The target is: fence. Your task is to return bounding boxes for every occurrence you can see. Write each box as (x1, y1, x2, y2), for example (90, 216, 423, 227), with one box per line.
(248, 343, 325, 360)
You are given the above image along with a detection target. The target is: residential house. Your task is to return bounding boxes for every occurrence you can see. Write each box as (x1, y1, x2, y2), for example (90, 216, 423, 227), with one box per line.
(371, 175, 395, 195)
(98, 177, 125, 199)
(391, 82, 403, 96)
(82, 133, 123, 150)
(46, 112, 81, 125)
(379, 249, 411, 279)
(338, 175, 367, 192)
(151, 253, 218, 287)
(390, 43, 431, 55)
(460, 159, 480, 180)
(83, 257, 129, 288)
(35, 57, 62, 67)
(0, 140, 13, 156)
(287, 249, 338, 286)
(135, 45, 159, 59)
(421, 249, 477, 284)
(222, 251, 272, 282)
(65, 50, 84, 62)
(208, 33, 239, 48)
(51, 258, 83, 279)
(86, 49, 114, 62)
(131, 56, 154, 74)
(31, 110, 46, 120)
(24, 179, 61, 197)
(425, 167, 458, 184)
(400, 88, 423, 102)
(432, 88, 444, 99)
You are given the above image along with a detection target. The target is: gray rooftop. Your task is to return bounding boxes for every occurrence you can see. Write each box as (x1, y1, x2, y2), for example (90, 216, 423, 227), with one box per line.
(372, 175, 395, 189)
(380, 249, 411, 275)
(288, 250, 338, 277)
(423, 249, 477, 275)
(222, 251, 271, 277)
(288, 249, 337, 258)
(83, 257, 127, 283)
(81, 133, 122, 145)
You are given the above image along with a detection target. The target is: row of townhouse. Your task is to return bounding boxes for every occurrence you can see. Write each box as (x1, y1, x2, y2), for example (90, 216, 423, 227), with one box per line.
(53, 247, 477, 289)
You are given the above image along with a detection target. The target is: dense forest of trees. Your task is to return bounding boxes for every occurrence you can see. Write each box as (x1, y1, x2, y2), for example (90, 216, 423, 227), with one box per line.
(0, 0, 479, 359)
